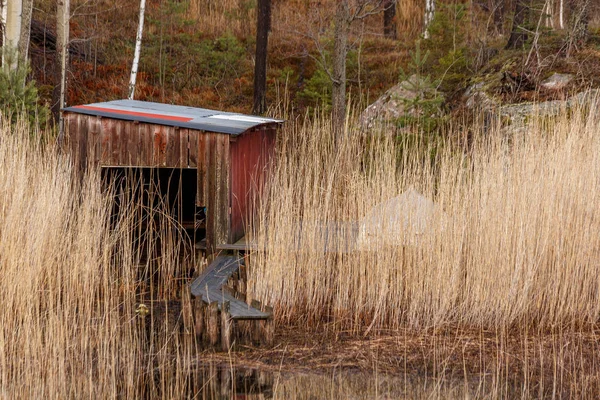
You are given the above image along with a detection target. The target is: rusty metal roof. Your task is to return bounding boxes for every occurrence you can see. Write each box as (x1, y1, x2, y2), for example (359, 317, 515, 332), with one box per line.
(63, 99, 282, 135)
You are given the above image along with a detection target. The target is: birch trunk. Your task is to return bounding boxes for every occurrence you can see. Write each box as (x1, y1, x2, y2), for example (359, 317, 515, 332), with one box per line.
(18, 0, 32, 65)
(1, 0, 6, 68)
(559, 0, 563, 29)
(544, 0, 554, 29)
(54, 0, 69, 140)
(423, 0, 435, 39)
(128, 0, 146, 100)
(4, 0, 22, 70)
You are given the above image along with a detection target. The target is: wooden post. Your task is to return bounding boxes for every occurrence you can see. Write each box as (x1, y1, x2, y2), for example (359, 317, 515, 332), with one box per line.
(220, 366, 232, 398)
(251, 299, 262, 344)
(208, 301, 219, 347)
(221, 301, 232, 351)
(261, 305, 274, 347)
(181, 285, 193, 334)
(193, 296, 205, 344)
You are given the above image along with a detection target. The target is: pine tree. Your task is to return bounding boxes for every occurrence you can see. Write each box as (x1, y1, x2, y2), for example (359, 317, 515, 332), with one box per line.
(0, 48, 48, 128)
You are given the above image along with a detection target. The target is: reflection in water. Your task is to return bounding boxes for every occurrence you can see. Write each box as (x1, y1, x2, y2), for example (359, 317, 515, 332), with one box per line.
(185, 363, 518, 399)
(189, 363, 274, 399)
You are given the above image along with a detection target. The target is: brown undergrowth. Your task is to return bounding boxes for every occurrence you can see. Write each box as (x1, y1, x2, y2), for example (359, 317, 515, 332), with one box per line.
(200, 324, 600, 398)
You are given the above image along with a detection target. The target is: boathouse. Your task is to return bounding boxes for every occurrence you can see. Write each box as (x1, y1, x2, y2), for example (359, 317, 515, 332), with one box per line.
(64, 99, 281, 254)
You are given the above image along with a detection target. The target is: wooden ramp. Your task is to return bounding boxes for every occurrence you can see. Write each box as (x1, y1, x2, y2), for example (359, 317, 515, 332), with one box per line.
(190, 256, 270, 320)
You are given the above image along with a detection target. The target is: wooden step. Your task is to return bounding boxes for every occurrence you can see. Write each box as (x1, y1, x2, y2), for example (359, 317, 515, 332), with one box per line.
(189, 256, 270, 320)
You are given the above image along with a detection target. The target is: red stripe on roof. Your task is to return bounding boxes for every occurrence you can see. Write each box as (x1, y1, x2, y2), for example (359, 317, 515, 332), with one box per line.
(73, 105, 194, 122)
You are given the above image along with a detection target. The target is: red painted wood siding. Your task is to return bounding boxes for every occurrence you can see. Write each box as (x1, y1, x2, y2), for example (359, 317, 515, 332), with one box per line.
(229, 126, 276, 243)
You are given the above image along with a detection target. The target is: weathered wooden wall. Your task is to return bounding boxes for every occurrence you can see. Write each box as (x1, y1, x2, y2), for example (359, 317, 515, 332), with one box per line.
(66, 112, 278, 250)
(229, 126, 276, 243)
(66, 113, 199, 168)
(198, 132, 230, 254)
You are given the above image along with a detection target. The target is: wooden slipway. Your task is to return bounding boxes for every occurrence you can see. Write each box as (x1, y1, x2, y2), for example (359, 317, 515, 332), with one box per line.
(190, 256, 270, 320)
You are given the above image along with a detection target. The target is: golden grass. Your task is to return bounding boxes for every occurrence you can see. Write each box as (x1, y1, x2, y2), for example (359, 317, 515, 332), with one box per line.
(2, 101, 600, 397)
(250, 102, 600, 333)
(0, 120, 194, 398)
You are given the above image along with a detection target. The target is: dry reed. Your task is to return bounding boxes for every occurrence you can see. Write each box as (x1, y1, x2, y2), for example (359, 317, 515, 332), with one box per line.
(250, 100, 600, 334)
(0, 120, 193, 398)
(2, 99, 600, 397)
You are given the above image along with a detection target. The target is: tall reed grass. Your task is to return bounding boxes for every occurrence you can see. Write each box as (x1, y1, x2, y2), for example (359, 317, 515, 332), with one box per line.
(0, 121, 193, 398)
(250, 101, 600, 333)
(2, 100, 600, 397)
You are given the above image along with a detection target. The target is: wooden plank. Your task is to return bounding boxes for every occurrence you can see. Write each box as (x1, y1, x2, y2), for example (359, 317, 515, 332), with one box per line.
(66, 114, 81, 168)
(179, 128, 189, 168)
(205, 134, 230, 252)
(98, 117, 111, 165)
(153, 125, 167, 166)
(125, 120, 138, 166)
(189, 256, 270, 320)
(219, 136, 231, 244)
(89, 116, 101, 165)
(189, 129, 199, 168)
(109, 119, 120, 165)
(196, 132, 206, 205)
(137, 123, 148, 166)
(205, 133, 216, 253)
(190, 256, 241, 295)
(78, 114, 87, 169)
(166, 126, 180, 167)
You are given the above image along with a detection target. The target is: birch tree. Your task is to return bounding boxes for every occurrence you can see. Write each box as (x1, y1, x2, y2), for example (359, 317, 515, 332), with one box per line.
(54, 0, 69, 139)
(4, 0, 22, 71)
(559, 0, 564, 29)
(1, 1, 6, 67)
(423, 0, 435, 39)
(128, 0, 146, 100)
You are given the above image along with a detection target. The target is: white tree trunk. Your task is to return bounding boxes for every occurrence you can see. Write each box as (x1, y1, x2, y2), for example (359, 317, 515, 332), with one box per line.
(1, 0, 6, 68)
(4, 0, 22, 70)
(56, 0, 70, 141)
(544, 0, 554, 28)
(423, 0, 435, 39)
(128, 0, 146, 100)
(559, 0, 564, 29)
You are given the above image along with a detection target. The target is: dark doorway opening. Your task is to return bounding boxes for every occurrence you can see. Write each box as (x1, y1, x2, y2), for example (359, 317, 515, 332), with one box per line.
(101, 167, 204, 248)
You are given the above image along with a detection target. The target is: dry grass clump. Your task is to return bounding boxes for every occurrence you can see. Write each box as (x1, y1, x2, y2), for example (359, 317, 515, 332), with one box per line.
(0, 121, 192, 398)
(250, 101, 600, 333)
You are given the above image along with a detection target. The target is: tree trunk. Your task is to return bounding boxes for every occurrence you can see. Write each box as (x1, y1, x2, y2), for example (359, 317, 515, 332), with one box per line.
(544, 0, 554, 29)
(4, 0, 22, 71)
(569, 0, 590, 45)
(18, 0, 32, 66)
(128, 0, 146, 100)
(558, 0, 564, 29)
(332, 1, 349, 138)
(492, 0, 506, 35)
(53, 0, 69, 138)
(505, 0, 529, 49)
(1, 0, 6, 68)
(423, 0, 435, 39)
(253, 0, 271, 115)
(383, 0, 397, 39)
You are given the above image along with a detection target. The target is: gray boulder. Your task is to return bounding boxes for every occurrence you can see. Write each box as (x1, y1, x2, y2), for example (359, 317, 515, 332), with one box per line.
(540, 73, 574, 91)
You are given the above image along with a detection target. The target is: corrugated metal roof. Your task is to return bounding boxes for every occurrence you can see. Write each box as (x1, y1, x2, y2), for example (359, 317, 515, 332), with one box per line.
(63, 99, 283, 135)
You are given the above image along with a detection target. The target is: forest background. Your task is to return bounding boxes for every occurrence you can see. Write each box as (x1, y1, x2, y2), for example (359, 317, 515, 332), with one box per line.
(2, 0, 599, 131)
